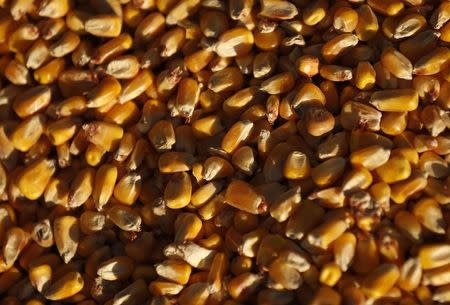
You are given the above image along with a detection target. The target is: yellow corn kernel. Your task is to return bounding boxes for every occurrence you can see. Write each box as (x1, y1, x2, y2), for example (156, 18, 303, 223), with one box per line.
(44, 271, 84, 301)
(309, 286, 342, 305)
(148, 120, 176, 153)
(13, 85, 51, 118)
(412, 197, 445, 235)
(8, 22, 39, 54)
(108, 204, 142, 232)
(28, 263, 51, 293)
(350, 145, 390, 170)
(375, 156, 411, 184)
(68, 167, 94, 208)
(207, 252, 227, 293)
(49, 31, 80, 58)
(105, 280, 145, 305)
(2, 227, 29, 266)
(97, 256, 134, 281)
(47, 117, 81, 146)
(215, 27, 254, 58)
(355, 4, 379, 41)
(230, 146, 256, 176)
(202, 156, 234, 181)
(18, 158, 56, 200)
(268, 255, 303, 290)
(381, 47, 413, 80)
(155, 259, 192, 285)
(192, 115, 224, 139)
(53, 216, 79, 264)
(38, 18, 66, 41)
(394, 13, 426, 39)
(390, 172, 428, 204)
(419, 244, 450, 270)
(333, 232, 356, 272)
(119, 70, 154, 104)
(309, 187, 345, 209)
(380, 111, 408, 136)
(304, 106, 335, 137)
(175, 77, 201, 119)
(270, 186, 301, 222)
(340, 101, 381, 132)
(86, 75, 121, 109)
(259, 0, 298, 20)
(228, 272, 263, 301)
(414, 47, 450, 76)
(191, 181, 223, 208)
(341, 167, 373, 192)
(79, 211, 106, 235)
(311, 157, 346, 187)
(222, 87, 257, 116)
(149, 279, 184, 296)
(84, 143, 106, 167)
(198, 194, 226, 221)
(30, 219, 54, 248)
(422, 263, 450, 286)
(164, 172, 192, 209)
(208, 67, 244, 93)
(221, 120, 253, 154)
(104, 101, 139, 126)
(38, 0, 69, 18)
(368, 0, 404, 16)
(370, 89, 418, 112)
(282, 151, 310, 180)
(174, 213, 202, 242)
(394, 258, 422, 293)
(424, 177, 450, 205)
(362, 264, 400, 299)
(185, 49, 214, 74)
(10, 113, 46, 152)
(103, 55, 139, 80)
(320, 262, 342, 287)
(159, 151, 195, 174)
(58, 69, 97, 97)
(419, 151, 449, 179)
(303, 0, 328, 26)
(135, 12, 165, 44)
(34, 58, 65, 85)
(83, 121, 123, 152)
(322, 33, 358, 64)
(5, 59, 31, 86)
(306, 216, 349, 250)
(354, 61, 376, 90)
(433, 284, 450, 303)
(92, 164, 117, 210)
(333, 7, 358, 32)
(50, 96, 87, 118)
(394, 210, 422, 243)
(292, 82, 326, 110)
(113, 172, 142, 206)
(320, 65, 353, 82)
(91, 33, 133, 65)
(391, 147, 419, 166)
(71, 40, 93, 67)
(159, 26, 185, 58)
(254, 28, 284, 51)
(85, 14, 122, 38)
(225, 180, 267, 215)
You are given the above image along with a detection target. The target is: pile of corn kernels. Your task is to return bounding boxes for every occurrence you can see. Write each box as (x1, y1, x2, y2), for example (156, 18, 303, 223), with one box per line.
(0, 0, 449, 304)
